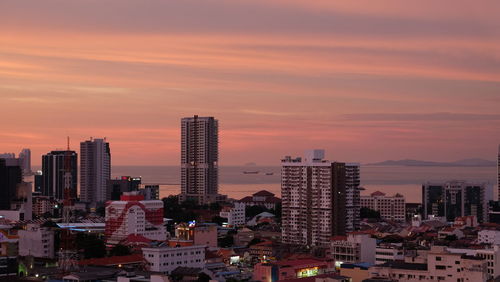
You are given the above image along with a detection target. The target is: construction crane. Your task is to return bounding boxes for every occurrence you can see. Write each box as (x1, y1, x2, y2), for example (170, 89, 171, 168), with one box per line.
(58, 137, 79, 272)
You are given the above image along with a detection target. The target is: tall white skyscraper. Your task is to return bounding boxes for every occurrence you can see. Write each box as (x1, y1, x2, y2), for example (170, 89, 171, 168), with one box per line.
(281, 150, 360, 247)
(80, 138, 111, 205)
(0, 149, 32, 176)
(19, 148, 31, 176)
(179, 115, 221, 204)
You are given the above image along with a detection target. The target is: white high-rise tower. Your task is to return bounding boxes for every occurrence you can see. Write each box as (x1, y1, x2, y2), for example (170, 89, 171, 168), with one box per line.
(19, 148, 31, 176)
(80, 138, 111, 205)
(281, 150, 360, 247)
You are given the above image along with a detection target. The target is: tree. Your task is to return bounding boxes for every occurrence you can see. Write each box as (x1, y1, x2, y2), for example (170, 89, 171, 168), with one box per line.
(42, 212, 53, 219)
(163, 196, 198, 223)
(209, 202, 221, 211)
(218, 235, 234, 248)
(247, 238, 263, 247)
(41, 220, 59, 228)
(197, 273, 211, 282)
(360, 207, 381, 219)
(246, 205, 269, 219)
(109, 244, 131, 256)
(270, 203, 282, 219)
(445, 234, 458, 241)
(96, 206, 106, 217)
(75, 233, 106, 259)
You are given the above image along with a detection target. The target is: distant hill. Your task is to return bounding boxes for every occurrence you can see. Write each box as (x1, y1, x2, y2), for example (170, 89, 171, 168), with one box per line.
(366, 158, 496, 167)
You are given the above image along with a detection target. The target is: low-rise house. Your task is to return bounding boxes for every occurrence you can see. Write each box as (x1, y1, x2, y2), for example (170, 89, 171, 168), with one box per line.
(142, 245, 205, 274)
(368, 246, 487, 281)
(18, 224, 54, 258)
(340, 262, 371, 282)
(437, 227, 464, 240)
(478, 229, 500, 245)
(253, 258, 334, 282)
(330, 233, 376, 265)
(360, 192, 405, 222)
(238, 190, 281, 210)
(176, 223, 218, 248)
(219, 202, 245, 226)
(78, 254, 144, 268)
(453, 216, 478, 228)
(375, 244, 404, 265)
(447, 245, 500, 280)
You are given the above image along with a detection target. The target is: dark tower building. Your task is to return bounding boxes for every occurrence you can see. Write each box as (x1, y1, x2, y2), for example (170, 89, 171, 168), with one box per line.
(422, 181, 489, 222)
(80, 138, 111, 204)
(34, 171, 43, 193)
(42, 151, 78, 200)
(179, 115, 221, 204)
(0, 159, 22, 210)
(106, 176, 141, 201)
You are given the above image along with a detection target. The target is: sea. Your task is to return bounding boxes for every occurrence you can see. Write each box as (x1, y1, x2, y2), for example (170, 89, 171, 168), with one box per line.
(106, 165, 498, 203)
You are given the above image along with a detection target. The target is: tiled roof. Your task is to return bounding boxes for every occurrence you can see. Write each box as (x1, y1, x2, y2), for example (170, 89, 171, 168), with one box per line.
(121, 234, 152, 245)
(253, 190, 275, 197)
(239, 195, 281, 203)
(276, 258, 327, 268)
(371, 191, 386, 197)
(279, 273, 349, 282)
(440, 227, 456, 232)
(331, 235, 347, 241)
(377, 261, 427, 271)
(78, 254, 144, 266)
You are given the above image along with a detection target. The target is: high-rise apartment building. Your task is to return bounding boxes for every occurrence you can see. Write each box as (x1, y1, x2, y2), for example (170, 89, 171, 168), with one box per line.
(0, 148, 32, 176)
(19, 148, 31, 176)
(281, 150, 360, 247)
(179, 115, 221, 204)
(42, 150, 78, 200)
(345, 163, 361, 232)
(422, 180, 490, 222)
(80, 138, 111, 204)
(360, 191, 406, 222)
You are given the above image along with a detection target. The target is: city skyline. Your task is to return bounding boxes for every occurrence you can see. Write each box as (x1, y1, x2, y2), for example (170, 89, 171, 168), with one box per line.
(1, 1, 500, 166)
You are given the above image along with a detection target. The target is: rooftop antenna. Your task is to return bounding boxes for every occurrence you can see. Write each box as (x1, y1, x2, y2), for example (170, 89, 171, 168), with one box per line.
(58, 136, 79, 273)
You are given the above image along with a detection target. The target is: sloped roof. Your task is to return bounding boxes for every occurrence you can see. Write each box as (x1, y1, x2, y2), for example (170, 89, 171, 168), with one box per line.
(121, 234, 152, 245)
(254, 190, 275, 197)
(371, 191, 386, 197)
(276, 258, 327, 268)
(171, 266, 203, 276)
(331, 235, 347, 241)
(78, 254, 144, 266)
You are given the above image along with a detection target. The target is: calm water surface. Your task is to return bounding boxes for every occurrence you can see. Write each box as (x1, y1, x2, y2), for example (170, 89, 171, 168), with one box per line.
(109, 165, 497, 203)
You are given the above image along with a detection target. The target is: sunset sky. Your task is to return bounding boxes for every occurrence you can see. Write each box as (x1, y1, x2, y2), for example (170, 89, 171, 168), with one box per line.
(1, 0, 499, 165)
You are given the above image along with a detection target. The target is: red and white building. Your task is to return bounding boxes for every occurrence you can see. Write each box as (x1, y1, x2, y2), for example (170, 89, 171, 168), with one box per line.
(105, 192, 166, 245)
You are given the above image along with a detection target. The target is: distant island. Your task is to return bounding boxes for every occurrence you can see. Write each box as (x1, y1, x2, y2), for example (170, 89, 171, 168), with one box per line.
(366, 158, 496, 167)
